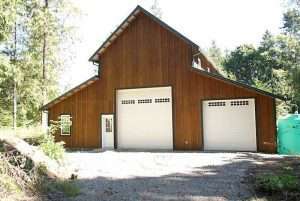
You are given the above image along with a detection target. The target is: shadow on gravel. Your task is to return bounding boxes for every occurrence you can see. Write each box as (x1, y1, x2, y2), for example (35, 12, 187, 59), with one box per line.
(63, 153, 300, 201)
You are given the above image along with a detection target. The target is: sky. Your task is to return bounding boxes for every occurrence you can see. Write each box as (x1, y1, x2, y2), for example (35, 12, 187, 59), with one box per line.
(62, 0, 284, 92)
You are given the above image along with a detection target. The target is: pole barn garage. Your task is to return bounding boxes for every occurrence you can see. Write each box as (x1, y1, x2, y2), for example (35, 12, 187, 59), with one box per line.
(42, 6, 284, 153)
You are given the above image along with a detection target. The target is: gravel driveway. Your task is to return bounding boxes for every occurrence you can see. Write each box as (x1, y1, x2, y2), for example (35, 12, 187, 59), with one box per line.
(65, 151, 283, 201)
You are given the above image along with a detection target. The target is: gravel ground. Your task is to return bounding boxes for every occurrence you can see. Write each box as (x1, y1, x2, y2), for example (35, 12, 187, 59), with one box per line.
(64, 151, 285, 201)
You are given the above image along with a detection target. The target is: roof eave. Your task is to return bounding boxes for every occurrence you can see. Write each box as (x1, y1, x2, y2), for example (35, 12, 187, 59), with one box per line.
(88, 6, 142, 62)
(41, 75, 99, 110)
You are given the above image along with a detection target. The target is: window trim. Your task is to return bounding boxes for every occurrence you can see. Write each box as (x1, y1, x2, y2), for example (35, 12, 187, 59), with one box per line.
(60, 114, 72, 136)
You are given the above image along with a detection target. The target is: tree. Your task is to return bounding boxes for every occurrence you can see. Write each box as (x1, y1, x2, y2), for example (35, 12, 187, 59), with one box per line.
(0, 0, 15, 42)
(0, 0, 78, 127)
(281, 6, 300, 110)
(24, 0, 78, 123)
(222, 33, 300, 113)
(282, 9, 300, 38)
(222, 45, 262, 85)
(207, 40, 223, 67)
(0, 55, 13, 126)
(150, 0, 162, 19)
(216, 0, 300, 114)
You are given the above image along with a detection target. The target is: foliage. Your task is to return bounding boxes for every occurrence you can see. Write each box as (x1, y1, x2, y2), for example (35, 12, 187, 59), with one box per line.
(255, 171, 299, 192)
(207, 40, 224, 68)
(0, 146, 79, 200)
(222, 24, 300, 114)
(0, 55, 13, 126)
(0, 0, 78, 127)
(0, 123, 65, 161)
(0, 0, 15, 42)
(39, 120, 65, 161)
(46, 180, 80, 197)
(283, 9, 300, 38)
(223, 44, 261, 86)
(0, 174, 22, 194)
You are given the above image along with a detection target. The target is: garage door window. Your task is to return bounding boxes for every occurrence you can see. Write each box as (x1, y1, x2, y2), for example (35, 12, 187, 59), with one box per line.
(138, 99, 152, 104)
(155, 98, 170, 103)
(230, 100, 249, 106)
(121, 100, 135, 104)
(60, 114, 72, 136)
(208, 101, 226, 107)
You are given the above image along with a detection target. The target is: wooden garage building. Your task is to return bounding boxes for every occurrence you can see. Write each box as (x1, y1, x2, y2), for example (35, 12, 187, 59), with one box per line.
(42, 6, 284, 153)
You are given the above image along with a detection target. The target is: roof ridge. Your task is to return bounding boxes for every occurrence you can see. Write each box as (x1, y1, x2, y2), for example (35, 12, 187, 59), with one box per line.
(88, 5, 200, 62)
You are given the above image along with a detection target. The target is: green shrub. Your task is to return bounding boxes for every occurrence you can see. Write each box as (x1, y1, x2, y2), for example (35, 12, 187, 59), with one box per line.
(46, 180, 80, 197)
(39, 121, 65, 161)
(39, 134, 65, 161)
(255, 171, 299, 192)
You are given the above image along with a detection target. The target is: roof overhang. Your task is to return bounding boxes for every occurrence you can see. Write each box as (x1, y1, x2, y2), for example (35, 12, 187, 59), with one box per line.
(41, 75, 99, 110)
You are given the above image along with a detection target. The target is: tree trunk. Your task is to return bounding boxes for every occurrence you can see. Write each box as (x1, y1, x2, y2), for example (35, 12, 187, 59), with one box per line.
(13, 82, 17, 130)
(12, 20, 17, 131)
(42, 0, 49, 106)
(0, 135, 76, 179)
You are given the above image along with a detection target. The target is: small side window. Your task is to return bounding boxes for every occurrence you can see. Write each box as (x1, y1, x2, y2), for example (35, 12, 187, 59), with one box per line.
(105, 118, 113, 133)
(60, 114, 72, 135)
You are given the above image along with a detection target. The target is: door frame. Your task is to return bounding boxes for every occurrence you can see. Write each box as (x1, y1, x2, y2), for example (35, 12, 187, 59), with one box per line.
(200, 97, 258, 152)
(100, 113, 115, 149)
(114, 85, 174, 150)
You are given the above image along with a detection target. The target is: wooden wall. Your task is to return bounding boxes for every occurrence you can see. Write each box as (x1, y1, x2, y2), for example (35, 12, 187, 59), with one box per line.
(48, 13, 277, 152)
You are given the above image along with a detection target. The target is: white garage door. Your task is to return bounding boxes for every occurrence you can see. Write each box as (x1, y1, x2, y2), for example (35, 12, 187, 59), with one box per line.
(203, 98, 257, 151)
(116, 86, 173, 149)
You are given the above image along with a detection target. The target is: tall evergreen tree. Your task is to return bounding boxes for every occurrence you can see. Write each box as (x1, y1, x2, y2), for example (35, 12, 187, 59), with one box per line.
(0, 0, 78, 127)
(150, 0, 162, 19)
(207, 40, 223, 67)
(282, 9, 300, 37)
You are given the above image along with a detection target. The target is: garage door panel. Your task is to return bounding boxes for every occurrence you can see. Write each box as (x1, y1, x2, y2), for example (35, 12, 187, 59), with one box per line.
(117, 87, 173, 149)
(203, 99, 257, 151)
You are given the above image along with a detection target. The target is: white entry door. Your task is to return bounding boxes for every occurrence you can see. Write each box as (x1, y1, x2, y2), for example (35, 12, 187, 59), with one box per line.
(101, 114, 114, 149)
(202, 98, 257, 151)
(116, 86, 173, 150)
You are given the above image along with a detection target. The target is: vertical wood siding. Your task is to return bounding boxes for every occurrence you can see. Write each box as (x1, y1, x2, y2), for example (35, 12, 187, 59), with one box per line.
(48, 13, 277, 152)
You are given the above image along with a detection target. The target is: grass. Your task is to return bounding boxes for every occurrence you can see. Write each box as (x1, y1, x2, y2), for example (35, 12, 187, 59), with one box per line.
(253, 167, 300, 200)
(46, 180, 80, 197)
(255, 166, 299, 192)
(0, 126, 44, 139)
(255, 173, 299, 192)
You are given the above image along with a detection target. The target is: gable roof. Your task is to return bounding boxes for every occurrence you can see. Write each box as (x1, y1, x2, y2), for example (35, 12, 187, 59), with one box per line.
(89, 5, 200, 62)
